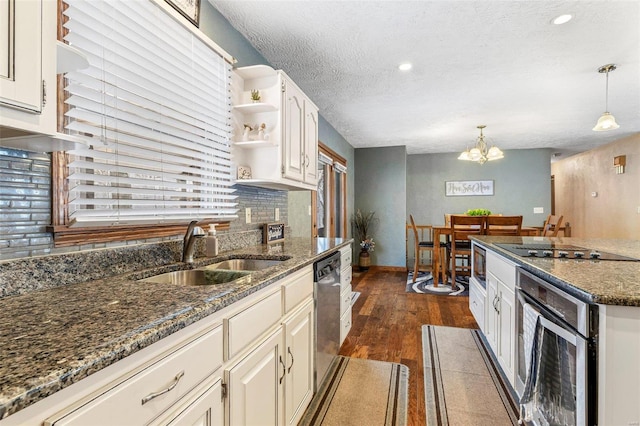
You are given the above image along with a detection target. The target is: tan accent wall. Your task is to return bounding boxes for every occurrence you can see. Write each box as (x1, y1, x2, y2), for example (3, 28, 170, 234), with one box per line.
(551, 134, 640, 239)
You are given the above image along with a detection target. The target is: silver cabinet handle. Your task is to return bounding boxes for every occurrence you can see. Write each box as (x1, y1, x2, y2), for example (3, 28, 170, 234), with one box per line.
(287, 347, 294, 373)
(305, 155, 310, 167)
(279, 355, 286, 384)
(141, 370, 184, 405)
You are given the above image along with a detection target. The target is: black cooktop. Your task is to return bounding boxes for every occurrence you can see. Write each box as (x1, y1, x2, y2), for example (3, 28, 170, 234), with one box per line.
(495, 243, 640, 261)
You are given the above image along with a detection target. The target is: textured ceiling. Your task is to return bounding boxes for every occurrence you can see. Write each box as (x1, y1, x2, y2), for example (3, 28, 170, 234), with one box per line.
(211, 1, 640, 157)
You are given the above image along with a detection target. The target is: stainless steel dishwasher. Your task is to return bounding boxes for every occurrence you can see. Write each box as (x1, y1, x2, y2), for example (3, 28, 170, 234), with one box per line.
(313, 251, 341, 391)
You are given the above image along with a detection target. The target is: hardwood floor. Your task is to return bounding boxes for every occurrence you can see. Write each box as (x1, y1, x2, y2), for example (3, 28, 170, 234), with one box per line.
(338, 268, 478, 426)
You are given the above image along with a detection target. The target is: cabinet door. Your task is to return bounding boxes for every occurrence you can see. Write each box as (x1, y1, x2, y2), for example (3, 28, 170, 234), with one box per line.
(283, 301, 314, 426)
(303, 104, 318, 184)
(151, 377, 224, 426)
(282, 79, 305, 182)
(497, 282, 515, 385)
(227, 328, 284, 426)
(0, 0, 42, 112)
(485, 272, 499, 353)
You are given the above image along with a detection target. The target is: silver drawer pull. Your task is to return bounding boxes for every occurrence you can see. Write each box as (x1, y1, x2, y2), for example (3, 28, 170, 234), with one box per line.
(141, 370, 185, 405)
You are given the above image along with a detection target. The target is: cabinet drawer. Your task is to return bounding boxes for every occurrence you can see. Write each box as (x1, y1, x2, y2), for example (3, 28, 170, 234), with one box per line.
(340, 308, 352, 345)
(340, 284, 352, 316)
(340, 265, 352, 292)
(227, 289, 282, 359)
(281, 266, 314, 314)
(47, 325, 223, 426)
(469, 279, 485, 332)
(340, 246, 352, 268)
(486, 250, 516, 291)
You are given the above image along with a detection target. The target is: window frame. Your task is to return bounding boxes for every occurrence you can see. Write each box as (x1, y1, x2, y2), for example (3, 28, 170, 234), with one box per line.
(49, 0, 232, 247)
(312, 142, 347, 238)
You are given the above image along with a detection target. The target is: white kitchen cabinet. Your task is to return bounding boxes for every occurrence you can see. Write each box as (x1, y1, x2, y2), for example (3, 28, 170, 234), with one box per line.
(469, 276, 486, 332)
(283, 300, 314, 426)
(232, 65, 319, 191)
(45, 324, 224, 426)
(484, 250, 517, 386)
(0, 0, 57, 138)
(338, 245, 353, 345)
(226, 328, 284, 426)
(225, 265, 314, 426)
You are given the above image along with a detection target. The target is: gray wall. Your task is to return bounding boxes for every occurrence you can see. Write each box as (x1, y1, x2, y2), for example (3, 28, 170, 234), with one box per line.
(407, 149, 552, 228)
(355, 146, 407, 267)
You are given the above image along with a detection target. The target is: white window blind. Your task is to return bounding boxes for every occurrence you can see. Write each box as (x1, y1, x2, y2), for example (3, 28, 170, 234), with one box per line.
(62, 0, 237, 227)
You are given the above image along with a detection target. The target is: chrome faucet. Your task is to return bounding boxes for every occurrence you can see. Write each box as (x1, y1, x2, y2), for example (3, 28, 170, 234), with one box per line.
(182, 220, 206, 263)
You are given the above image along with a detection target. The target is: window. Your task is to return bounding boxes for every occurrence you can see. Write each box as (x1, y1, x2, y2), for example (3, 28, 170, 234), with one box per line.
(314, 143, 347, 238)
(52, 0, 237, 244)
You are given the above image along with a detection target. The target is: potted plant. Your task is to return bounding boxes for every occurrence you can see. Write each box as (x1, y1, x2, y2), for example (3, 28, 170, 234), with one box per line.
(351, 209, 378, 271)
(250, 89, 261, 103)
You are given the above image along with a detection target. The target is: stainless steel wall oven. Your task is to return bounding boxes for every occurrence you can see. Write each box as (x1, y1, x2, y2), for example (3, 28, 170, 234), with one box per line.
(515, 268, 598, 426)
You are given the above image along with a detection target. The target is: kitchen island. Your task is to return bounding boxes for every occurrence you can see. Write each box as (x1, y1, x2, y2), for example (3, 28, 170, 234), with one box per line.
(0, 237, 352, 424)
(470, 235, 640, 426)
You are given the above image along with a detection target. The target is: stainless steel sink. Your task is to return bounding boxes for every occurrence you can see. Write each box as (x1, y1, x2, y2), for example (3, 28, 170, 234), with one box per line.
(203, 258, 285, 271)
(138, 269, 250, 286)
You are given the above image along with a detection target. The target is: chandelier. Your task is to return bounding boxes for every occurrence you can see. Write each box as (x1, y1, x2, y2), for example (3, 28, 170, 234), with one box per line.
(458, 125, 504, 165)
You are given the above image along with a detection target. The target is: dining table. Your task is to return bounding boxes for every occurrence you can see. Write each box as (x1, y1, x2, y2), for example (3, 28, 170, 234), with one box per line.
(431, 225, 539, 287)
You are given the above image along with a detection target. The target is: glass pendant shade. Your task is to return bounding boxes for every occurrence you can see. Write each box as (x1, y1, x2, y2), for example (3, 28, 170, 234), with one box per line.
(592, 112, 620, 131)
(593, 64, 620, 132)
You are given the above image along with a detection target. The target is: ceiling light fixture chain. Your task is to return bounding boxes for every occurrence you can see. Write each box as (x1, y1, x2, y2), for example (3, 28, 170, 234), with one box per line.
(458, 125, 504, 165)
(592, 63, 620, 131)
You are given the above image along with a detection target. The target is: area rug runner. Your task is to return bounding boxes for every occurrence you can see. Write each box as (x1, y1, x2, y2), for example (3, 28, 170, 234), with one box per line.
(406, 271, 469, 296)
(422, 325, 519, 425)
(299, 355, 409, 426)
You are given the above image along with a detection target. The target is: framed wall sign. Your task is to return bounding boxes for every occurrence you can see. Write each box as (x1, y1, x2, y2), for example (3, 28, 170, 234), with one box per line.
(165, 0, 200, 27)
(445, 180, 494, 196)
(263, 223, 285, 244)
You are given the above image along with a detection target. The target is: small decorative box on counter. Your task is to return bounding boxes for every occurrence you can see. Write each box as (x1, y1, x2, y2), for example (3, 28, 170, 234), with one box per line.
(263, 223, 285, 244)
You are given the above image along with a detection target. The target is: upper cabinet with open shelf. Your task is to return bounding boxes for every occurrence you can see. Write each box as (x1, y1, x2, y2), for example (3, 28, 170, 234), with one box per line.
(231, 65, 318, 191)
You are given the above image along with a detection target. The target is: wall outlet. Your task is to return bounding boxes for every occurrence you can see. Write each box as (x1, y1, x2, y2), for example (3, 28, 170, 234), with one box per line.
(275, 208, 280, 221)
(245, 208, 251, 224)
(533, 207, 544, 214)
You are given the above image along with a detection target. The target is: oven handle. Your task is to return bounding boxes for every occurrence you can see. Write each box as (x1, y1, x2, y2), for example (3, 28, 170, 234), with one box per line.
(518, 289, 577, 346)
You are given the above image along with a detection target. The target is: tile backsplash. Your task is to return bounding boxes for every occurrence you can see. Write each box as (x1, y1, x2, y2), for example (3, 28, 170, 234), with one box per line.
(0, 147, 288, 261)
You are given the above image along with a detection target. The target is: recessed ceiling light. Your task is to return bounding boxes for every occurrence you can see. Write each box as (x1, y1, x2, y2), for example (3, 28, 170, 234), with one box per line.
(551, 14, 572, 25)
(398, 63, 412, 71)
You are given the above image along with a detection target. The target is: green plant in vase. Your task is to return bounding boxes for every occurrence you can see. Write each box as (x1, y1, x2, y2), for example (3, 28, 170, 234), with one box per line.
(351, 209, 378, 271)
(250, 89, 261, 103)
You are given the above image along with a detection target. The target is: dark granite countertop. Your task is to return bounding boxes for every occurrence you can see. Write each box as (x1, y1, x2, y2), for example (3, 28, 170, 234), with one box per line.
(0, 237, 352, 420)
(471, 236, 640, 306)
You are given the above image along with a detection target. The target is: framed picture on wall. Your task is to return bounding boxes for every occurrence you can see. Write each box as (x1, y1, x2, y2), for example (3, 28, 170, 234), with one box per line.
(445, 180, 494, 196)
(165, 0, 200, 27)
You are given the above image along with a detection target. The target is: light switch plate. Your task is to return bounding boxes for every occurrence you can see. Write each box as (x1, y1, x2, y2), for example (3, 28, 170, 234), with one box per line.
(275, 208, 280, 221)
(533, 207, 544, 214)
(245, 208, 251, 223)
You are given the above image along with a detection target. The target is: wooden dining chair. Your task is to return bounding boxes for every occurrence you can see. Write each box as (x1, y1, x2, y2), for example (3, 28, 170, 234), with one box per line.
(409, 215, 445, 283)
(542, 214, 564, 237)
(485, 215, 523, 236)
(448, 215, 486, 285)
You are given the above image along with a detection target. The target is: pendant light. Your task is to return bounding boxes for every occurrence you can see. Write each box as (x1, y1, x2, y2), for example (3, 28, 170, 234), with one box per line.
(593, 64, 620, 131)
(458, 125, 504, 165)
